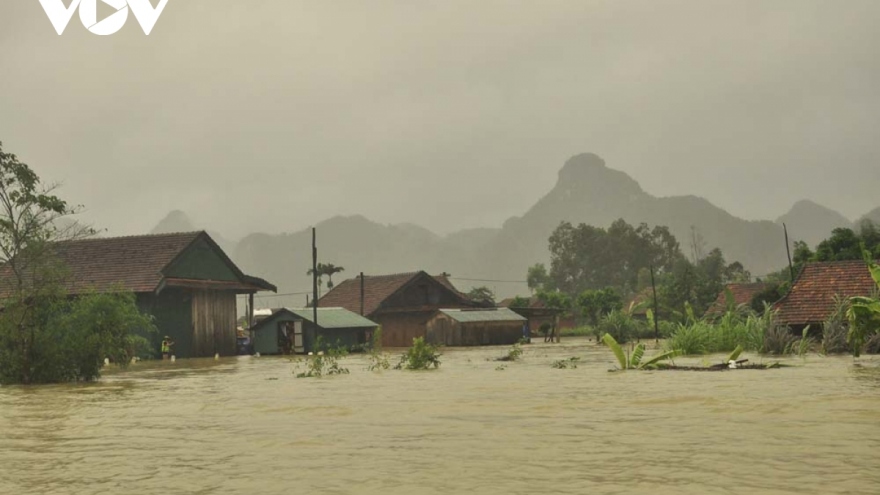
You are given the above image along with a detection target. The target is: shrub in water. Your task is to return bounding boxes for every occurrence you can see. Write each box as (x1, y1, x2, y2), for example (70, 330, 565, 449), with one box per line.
(395, 337, 441, 370)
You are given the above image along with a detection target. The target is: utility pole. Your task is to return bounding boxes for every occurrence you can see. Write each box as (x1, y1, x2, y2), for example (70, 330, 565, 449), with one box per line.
(312, 227, 318, 329)
(650, 265, 660, 343)
(360, 272, 365, 315)
(783, 223, 795, 283)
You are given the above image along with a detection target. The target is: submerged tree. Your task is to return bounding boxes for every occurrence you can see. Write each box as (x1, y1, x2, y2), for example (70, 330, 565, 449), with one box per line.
(0, 141, 153, 384)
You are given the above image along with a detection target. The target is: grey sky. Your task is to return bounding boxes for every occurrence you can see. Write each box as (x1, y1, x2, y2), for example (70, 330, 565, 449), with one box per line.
(1, 0, 878, 239)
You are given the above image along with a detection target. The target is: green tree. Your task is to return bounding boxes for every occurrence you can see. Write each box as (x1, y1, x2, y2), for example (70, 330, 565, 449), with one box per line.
(527, 263, 550, 293)
(546, 219, 683, 296)
(508, 296, 532, 308)
(576, 288, 623, 327)
(0, 142, 151, 384)
(466, 286, 496, 306)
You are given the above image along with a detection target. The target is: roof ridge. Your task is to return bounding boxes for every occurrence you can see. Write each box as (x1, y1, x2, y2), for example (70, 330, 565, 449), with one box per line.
(56, 231, 206, 244)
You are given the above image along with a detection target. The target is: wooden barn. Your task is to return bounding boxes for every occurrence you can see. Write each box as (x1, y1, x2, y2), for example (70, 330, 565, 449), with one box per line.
(0, 232, 277, 358)
(426, 308, 528, 346)
(774, 259, 879, 333)
(250, 307, 377, 355)
(317, 271, 480, 347)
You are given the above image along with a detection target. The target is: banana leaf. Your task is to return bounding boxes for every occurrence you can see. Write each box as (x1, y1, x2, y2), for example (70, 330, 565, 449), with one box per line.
(638, 349, 679, 369)
(726, 345, 743, 362)
(602, 333, 627, 370)
(630, 343, 646, 368)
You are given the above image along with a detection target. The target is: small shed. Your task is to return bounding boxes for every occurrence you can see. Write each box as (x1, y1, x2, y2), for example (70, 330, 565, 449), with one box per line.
(250, 309, 304, 355)
(250, 307, 378, 354)
(426, 308, 527, 346)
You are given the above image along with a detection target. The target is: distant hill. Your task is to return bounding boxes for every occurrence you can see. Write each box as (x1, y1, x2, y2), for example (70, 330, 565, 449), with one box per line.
(150, 210, 235, 255)
(150, 153, 878, 302)
(150, 210, 196, 234)
(474, 153, 789, 294)
(858, 207, 880, 227)
(776, 200, 853, 248)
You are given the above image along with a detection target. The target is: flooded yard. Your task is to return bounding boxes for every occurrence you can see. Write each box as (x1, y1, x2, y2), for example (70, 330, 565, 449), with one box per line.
(1, 338, 879, 495)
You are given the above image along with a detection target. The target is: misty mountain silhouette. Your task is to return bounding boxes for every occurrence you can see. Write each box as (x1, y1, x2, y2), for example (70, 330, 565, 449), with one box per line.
(776, 200, 853, 247)
(150, 154, 875, 304)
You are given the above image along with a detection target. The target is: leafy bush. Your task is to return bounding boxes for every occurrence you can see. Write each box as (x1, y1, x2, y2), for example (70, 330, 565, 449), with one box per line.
(296, 338, 350, 378)
(395, 337, 441, 370)
(822, 296, 851, 355)
(597, 309, 644, 344)
(761, 323, 798, 356)
(497, 343, 523, 362)
(367, 327, 390, 371)
(0, 291, 156, 385)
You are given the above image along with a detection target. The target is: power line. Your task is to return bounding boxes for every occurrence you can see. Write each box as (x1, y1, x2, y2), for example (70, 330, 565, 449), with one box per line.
(450, 277, 527, 284)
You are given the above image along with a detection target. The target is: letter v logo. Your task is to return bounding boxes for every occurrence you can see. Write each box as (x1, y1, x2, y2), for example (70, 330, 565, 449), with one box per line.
(127, 0, 169, 35)
(39, 0, 83, 35)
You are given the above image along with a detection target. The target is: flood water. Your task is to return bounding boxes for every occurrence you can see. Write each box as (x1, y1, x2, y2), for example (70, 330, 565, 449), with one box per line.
(1, 338, 878, 495)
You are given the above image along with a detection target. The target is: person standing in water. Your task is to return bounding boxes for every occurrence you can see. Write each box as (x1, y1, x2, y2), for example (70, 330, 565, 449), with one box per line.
(161, 336, 175, 360)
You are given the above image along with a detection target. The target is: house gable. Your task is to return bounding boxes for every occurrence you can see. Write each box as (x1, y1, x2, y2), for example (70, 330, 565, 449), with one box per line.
(163, 235, 240, 283)
(378, 272, 474, 313)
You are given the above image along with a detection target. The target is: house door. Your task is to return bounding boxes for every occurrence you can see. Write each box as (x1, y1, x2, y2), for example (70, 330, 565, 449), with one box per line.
(292, 321, 304, 354)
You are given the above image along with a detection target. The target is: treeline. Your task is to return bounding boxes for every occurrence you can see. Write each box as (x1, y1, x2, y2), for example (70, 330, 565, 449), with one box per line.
(524, 219, 750, 323)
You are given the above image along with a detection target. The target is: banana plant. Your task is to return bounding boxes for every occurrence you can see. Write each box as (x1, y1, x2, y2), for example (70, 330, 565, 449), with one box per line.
(603, 333, 678, 370)
(846, 249, 880, 357)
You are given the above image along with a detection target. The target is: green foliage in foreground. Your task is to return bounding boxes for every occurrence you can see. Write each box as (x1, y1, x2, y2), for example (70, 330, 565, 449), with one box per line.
(395, 337, 441, 370)
(846, 249, 880, 357)
(0, 291, 156, 385)
(602, 333, 677, 370)
(296, 338, 350, 378)
(366, 327, 391, 371)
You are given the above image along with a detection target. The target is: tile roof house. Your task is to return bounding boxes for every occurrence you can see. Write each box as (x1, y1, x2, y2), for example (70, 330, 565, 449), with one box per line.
(0, 231, 276, 358)
(774, 260, 879, 329)
(317, 271, 479, 346)
(704, 282, 769, 318)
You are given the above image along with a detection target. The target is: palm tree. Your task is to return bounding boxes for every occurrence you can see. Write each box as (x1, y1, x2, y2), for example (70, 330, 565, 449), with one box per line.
(322, 264, 345, 289)
(306, 266, 324, 294)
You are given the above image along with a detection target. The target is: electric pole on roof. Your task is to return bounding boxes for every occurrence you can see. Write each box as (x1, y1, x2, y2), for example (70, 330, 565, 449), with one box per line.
(783, 223, 795, 283)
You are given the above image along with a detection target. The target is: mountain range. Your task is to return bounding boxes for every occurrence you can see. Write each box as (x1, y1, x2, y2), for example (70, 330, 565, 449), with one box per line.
(149, 153, 878, 305)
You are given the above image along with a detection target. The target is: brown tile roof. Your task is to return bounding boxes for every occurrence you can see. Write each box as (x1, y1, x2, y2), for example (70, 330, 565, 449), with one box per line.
(774, 260, 879, 325)
(317, 271, 473, 316)
(705, 283, 769, 317)
(0, 231, 275, 297)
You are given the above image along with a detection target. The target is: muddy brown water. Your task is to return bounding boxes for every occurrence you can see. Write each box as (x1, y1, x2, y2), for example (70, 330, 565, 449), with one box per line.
(1, 338, 878, 495)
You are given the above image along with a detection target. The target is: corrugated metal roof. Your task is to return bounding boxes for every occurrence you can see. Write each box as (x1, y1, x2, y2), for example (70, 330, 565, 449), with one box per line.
(287, 307, 378, 329)
(440, 308, 527, 323)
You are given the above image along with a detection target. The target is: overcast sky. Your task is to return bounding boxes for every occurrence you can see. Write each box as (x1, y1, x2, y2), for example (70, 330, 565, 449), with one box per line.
(1, 0, 878, 239)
